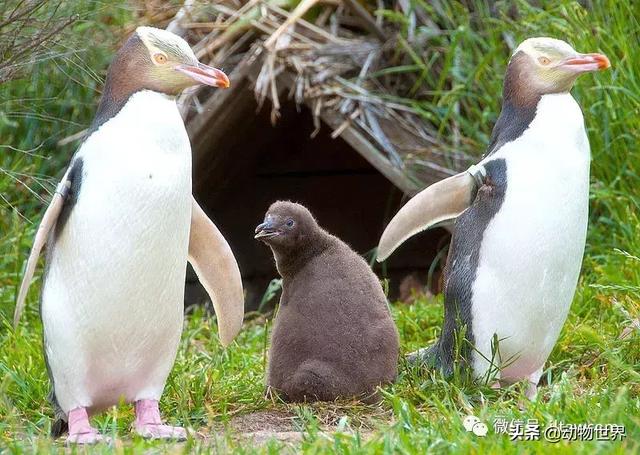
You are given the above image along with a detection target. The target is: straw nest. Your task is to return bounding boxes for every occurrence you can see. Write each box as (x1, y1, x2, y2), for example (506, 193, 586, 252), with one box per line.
(140, 0, 483, 192)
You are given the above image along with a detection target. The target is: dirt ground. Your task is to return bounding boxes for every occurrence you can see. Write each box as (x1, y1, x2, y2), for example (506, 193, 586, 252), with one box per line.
(208, 409, 378, 446)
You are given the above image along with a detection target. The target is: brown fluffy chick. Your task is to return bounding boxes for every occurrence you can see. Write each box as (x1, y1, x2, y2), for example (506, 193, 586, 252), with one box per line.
(255, 201, 399, 402)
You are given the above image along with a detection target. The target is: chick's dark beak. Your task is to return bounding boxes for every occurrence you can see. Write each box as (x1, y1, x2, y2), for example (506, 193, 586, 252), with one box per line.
(255, 218, 280, 240)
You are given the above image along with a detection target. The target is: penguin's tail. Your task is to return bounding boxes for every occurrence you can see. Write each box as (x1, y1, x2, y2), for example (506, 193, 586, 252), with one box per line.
(406, 344, 441, 369)
(48, 390, 68, 438)
(285, 359, 344, 402)
(51, 418, 68, 438)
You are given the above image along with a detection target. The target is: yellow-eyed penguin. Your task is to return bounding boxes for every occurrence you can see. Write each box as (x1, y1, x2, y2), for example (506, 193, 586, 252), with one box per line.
(14, 26, 244, 443)
(376, 38, 610, 397)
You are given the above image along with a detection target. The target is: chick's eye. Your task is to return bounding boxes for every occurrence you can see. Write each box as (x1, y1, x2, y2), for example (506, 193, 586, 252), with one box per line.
(154, 53, 168, 64)
(286, 219, 295, 228)
(538, 56, 551, 65)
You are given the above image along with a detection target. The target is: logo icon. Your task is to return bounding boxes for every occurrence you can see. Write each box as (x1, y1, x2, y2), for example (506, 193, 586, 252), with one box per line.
(463, 415, 488, 437)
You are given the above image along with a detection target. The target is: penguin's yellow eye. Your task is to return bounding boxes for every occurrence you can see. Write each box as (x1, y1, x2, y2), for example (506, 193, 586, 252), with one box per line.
(154, 53, 168, 65)
(538, 56, 551, 66)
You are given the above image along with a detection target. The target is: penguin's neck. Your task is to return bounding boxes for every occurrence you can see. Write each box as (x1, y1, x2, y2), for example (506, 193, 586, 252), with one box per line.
(487, 89, 580, 156)
(486, 69, 542, 156)
(91, 33, 175, 132)
(92, 85, 175, 133)
(487, 53, 583, 156)
(83, 90, 186, 160)
(525, 93, 585, 147)
(92, 82, 137, 132)
(272, 233, 333, 278)
(485, 92, 586, 166)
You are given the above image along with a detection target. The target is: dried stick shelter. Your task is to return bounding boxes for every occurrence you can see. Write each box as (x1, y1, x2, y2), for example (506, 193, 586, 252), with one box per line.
(167, 1, 473, 309)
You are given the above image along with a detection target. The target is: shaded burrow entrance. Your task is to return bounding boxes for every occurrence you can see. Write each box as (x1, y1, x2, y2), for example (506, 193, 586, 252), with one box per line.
(186, 100, 450, 311)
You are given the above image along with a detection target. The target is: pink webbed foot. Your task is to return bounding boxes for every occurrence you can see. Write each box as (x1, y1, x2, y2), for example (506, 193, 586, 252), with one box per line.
(66, 430, 106, 445)
(136, 424, 188, 440)
(525, 382, 538, 400)
(517, 383, 538, 410)
(65, 407, 109, 445)
(134, 399, 187, 441)
(525, 368, 543, 401)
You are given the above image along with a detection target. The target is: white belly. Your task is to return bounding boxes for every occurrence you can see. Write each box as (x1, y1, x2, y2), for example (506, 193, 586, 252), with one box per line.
(470, 94, 590, 380)
(41, 91, 192, 413)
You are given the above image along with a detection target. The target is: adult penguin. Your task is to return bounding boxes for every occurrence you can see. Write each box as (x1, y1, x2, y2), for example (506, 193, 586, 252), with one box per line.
(376, 38, 610, 397)
(14, 27, 244, 443)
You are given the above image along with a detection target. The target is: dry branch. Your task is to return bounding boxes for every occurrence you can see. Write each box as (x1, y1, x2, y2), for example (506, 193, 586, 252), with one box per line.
(0, 1, 77, 83)
(165, 0, 473, 188)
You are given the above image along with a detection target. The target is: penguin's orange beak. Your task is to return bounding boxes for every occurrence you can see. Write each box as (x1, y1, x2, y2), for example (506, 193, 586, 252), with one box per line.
(175, 63, 230, 88)
(561, 53, 611, 73)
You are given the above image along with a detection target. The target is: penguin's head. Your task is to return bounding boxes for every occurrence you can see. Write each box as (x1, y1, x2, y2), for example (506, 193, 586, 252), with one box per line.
(106, 26, 229, 97)
(254, 201, 320, 251)
(507, 37, 610, 97)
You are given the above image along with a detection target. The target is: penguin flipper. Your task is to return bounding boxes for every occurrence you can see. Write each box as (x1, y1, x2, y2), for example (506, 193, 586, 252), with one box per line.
(377, 168, 482, 262)
(188, 197, 244, 346)
(13, 174, 72, 327)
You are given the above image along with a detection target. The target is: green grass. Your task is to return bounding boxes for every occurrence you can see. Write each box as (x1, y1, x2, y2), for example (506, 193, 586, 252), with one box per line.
(1, 301, 638, 453)
(0, 0, 639, 453)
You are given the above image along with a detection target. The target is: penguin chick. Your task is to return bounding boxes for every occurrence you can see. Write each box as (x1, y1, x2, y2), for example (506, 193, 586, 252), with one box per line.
(255, 201, 399, 402)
